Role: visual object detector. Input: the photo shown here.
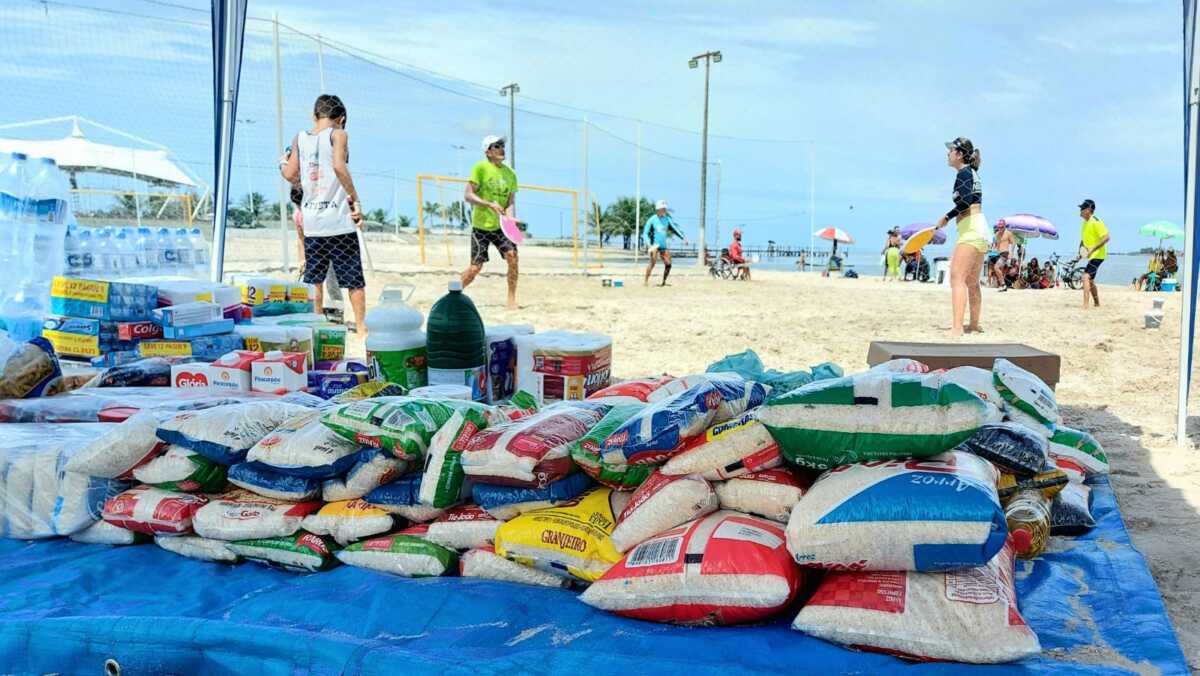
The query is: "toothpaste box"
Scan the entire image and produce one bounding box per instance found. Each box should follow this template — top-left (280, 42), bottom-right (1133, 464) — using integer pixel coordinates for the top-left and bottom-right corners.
top-left (89, 350), bottom-right (141, 368)
top-left (137, 340), bottom-right (194, 359)
top-left (156, 281), bottom-right (242, 310)
top-left (42, 316), bottom-right (137, 358)
top-left (116, 321), bottom-right (162, 342)
top-left (154, 302), bottom-right (224, 328)
top-left (251, 351), bottom-right (308, 394)
top-left (209, 350), bottom-right (262, 393)
top-left (162, 319), bottom-right (236, 340)
top-left (171, 363), bottom-right (211, 389)
top-left (50, 276), bottom-right (158, 321)
top-left (189, 333), bottom-right (244, 361)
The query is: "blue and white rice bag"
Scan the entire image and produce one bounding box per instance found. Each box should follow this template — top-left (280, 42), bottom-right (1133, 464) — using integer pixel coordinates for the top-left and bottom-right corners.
top-left (227, 461), bottom-right (321, 502)
top-left (472, 472), bottom-right (594, 520)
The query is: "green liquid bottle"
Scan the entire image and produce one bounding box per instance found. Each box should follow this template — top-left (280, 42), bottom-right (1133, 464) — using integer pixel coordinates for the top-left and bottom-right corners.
top-left (425, 280), bottom-right (487, 401)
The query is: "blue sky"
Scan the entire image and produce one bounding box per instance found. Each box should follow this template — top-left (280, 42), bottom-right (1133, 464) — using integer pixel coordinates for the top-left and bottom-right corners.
top-left (0, 0), bottom-right (1185, 257)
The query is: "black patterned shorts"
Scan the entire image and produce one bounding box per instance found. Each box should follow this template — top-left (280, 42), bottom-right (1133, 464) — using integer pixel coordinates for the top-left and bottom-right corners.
top-left (302, 233), bottom-right (364, 289)
top-left (471, 228), bottom-right (517, 266)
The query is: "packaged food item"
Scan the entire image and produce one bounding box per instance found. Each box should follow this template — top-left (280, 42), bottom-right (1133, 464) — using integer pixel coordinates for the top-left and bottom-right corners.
top-left (587, 376), bottom-right (681, 405)
top-left (244, 409), bottom-right (361, 478)
top-left (156, 400), bottom-right (310, 465)
top-left (785, 452), bottom-right (1007, 572)
top-left (50, 276), bottom-right (158, 321)
top-left (993, 358), bottom-right (1059, 428)
top-left (419, 405), bottom-right (491, 508)
top-left (227, 531), bottom-right (339, 573)
top-left (301, 499), bottom-right (400, 546)
top-left (227, 462), bottom-right (322, 502)
top-left (485, 324), bottom-right (534, 403)
top-left (759, 371), bottom-right (1001, 470)
top-left (208, 351), bottom-right (262, 393)
top-left (569, 404), bottom-right (656, 491)
top-left (493, 487), bottom-right (624, 582)
top-left (460, 545), bottom-right (570, 588)
top-left (321, 397), bottom-right (459, 460)
top-left (956, 422), bottom-right (1049, 476)
top-left (514, 331), bottom-right (613, 403)
top-left (1004, 489), bottom-right (1051, 559)
top-left (193, 490), bottom-right (321, 541)
top-left (102, 486), bottom-right (208, 535)
top-left (329, 381), bottom-right (406, 403)
top-left (132, 445), bottom-right (228, 493)
top-left (322, 449), bottom-right (407, 502)
top-left (66, 411), bottom-right (165, 479)
top-left (425, 505), bottom-right (501, 550)
top-left (659, 412), bottom-right (782, 480)
top-left (93, 357), bottom-right (175, 388)
top-left (610, 472), bottom-right (718, 553)
top-left (1048, 426), bottom-right (1109, 476)
top-left (472, 472), bottom-right (595, 520)
top-left (582, 511), bottom-right (801, 626)
top-left (307, 370), bottom-right (368, 399)
top-left (365, 473), bottom-right (445, 522)
top-left (714, 469), bottom-right (810, 523)
top-left (460, 402), bottom-right (608, 487)
top-left (171, 363), bottom-right (211, 390)
top-left (1050, 481), bottom-right (1095, 535)
top-left (335, 530), bottom-right (457, 577)
top-left (155, 534), bottom-right (239, 563)
top-left (251, 351), bottom-right (308, 395)
top-left (70, 520), bottom-right (148, 545)
top-left (0, 336), bottom-right (63, 399)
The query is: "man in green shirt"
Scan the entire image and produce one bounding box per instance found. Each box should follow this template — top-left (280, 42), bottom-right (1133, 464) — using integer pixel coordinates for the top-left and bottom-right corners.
top-left (463, 134), bottom-right (519, 309)
top-left (1078, 198), bottom-right (1110, 309)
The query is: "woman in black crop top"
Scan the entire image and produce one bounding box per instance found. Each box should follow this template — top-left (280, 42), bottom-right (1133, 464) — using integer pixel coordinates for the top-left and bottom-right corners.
top-left (934, 137), bottom-right (990, 337)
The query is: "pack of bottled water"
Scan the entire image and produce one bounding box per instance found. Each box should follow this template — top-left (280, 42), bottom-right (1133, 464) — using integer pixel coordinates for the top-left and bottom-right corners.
top-left (64, 223), bottom-right (211, 282)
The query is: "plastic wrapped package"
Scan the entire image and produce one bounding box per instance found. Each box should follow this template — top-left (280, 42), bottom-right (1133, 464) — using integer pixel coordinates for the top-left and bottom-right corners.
top-left (419, 405), bottom-right (492, 508)
top-left (366, 473), bottom-right (446, 522)
top-left (659, 411), bottom-right (782, 480)
top-left (227, 462), bottom-right (322, 502)
top-left (493, 487), bottom-right (624, 583)
top-left (0, 336), bottom-right (63, 399)
top-left (322, 449), bottom-right (407, 502)
top-left (193, 490), bottom-right (321, 541)
top-left (335, 530), bottom-right (457, 577)
top-left (65, 411), bottom-right (165, 479)
top-left (460, 545), bottom-right (570, 588)
top-left (471, 473), bottom-right (594, 520)
top-left (157, 401), bottom-right (311, 465)
top-left (156, 534), bottom-right (239, 563)
top-left (993, 359), bottom-right (1058, 428)
top-left (460, 402), bottom-right (607, 488)
top-left (587, 376), bottom-right (681, 405)
top-left (320, 397), bottom-right (461, 460)
top-left (955, 422), bottom-right (1049, 476)
top-left (245, 409), bottom-right (362, 478)
top-left (227, 531), bottom-right (339, 573)
top-left (102, 486), bottom-right (207, 536)
top-left (0, 387), bottom-right (256, 424)
top-left (132, 446), bottom-right (227, 493)
top-left (714, 469), bottom-right (811, 523)
top-left (424, 505), bottom-right (501, 550)
top-left (301, 499), bottom-right (400, 546)
top-left (569, 404), bottom-right (656, 490)
top-left (610, 472), bottom-right (719, 553)
top-left (70, 520), bottom-right (148, 545)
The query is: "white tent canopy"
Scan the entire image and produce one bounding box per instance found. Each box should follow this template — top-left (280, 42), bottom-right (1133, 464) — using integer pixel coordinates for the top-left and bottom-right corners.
top-left (0, 116), bottom-right (199, 187)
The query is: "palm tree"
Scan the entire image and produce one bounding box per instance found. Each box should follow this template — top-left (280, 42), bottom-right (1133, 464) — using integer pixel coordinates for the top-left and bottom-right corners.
top-left (422, 201), bottom-right (442, 226)
top-left (232, 192), bottom-right (268, 228)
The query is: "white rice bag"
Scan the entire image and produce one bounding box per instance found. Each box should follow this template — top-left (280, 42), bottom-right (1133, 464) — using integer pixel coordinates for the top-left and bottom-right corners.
top-left (659, 412), bottom-right (782, 480)
top-left (70, 519), bottom-right (145, 545)
top-left (335, 529), bottom-right (457, 577)
top-left (425, 505), bottom-right (502, 551)
top-left (301, 499), bottom-right (398, 546)
top-left (715, 468), bottom-right (810, 523)
top-left (155, 534), bottom-right (240, 563)
top-left (461, 403), bottom-right (606, 487)
top-left (244, 409), bottom-right (361, 477)
top-left (610, 471), bottom-right (718, 553)
top-left (227, 531), bottom-right (339, 573)
top-left (227, 461), bottom-right (321, 502)
top-left (66, 411), bottom-right (165, 479)
top-left (102, 486), bottom-right (208, 535)
top-left (193, 490), bottom-right (322, 541)
top-left (132, 445), bottom-right (227, 493)
top-left (460, 545), bottom-right (571, 588)
top-left (420, 406), bottom-right (491, 508)
top-left (157, 401), bottom-right (311, 465)
top-left (942, 366), bottom-right (1006, 412)
top-left (993, 359), bottom-right (1058, 427)
top-left (322, 449), bottom-right (406, 502)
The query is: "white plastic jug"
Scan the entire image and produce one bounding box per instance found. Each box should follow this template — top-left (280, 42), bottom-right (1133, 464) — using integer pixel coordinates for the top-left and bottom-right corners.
top-left (364, 284), bottom-right (428, 390)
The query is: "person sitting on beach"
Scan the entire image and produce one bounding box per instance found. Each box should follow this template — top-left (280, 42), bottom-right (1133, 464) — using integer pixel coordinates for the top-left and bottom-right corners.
top-left (1042, 259), bottom-right (1056, 288)
top-left (1025, 257), bottom-right (1043, 289)
top-left (1164, 248), bottom-right (1179, 276)
top-left (1004, 257), bottom-right (1021, 289)
top-left (728, 228), bottom-right (751, 281)
top-left (1136, 251), bottom-right (1164, 291)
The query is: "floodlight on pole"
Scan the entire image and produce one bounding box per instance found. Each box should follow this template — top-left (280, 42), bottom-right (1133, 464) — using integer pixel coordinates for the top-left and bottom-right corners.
top-left (499, 82), bottom-right (520, 169)
top-left (688, 50), bottom-right (721, 267)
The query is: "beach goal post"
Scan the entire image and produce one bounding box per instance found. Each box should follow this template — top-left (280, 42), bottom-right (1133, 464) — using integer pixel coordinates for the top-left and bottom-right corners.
top-left (415, 174), bottom-right (580, 266)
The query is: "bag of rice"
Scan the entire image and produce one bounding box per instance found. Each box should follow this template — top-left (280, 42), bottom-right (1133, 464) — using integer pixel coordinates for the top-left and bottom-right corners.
top-left (569, 404), bottom-right (656, 490)
top-left (335, 530), bottom-right (457, 577)
top-left (659, 411), bottom-right (782, 480)
top-left (157, 401), bottom-right (311, 465)
top-left (155, 534), bottom-right (239, 563)
top-left (330, 381), bottom-right (406, 403)
top-left (792, 541), bottom-right (1040, 663)
top-left (320, 397), bottom-right (457, 460)
top-left (102, 486), bottom-right (208, 535)
top-left (611, 471), bottom-right (718, 553)
top-left (870, 359), bottom-right (930, 374)
top-left (759, 371), bottom-right (1001, 470)
top-left (52, 467), bottom-right (131, 537)
top-left (472, 472), bottom-right (594, 520)
top-left (461, 402), bottom-right (607, 488)
top-left (1051, 456), bottom-right (1086, 484)
top-left (715, 469), bottom-right (811, 523)
top-left (66, 411), bottom-right (165, 479)
top-left (786, 452), bottom-right (1006, 572)
top-left (193, 490), bottom-right (322, 540)
top-left (955, 422), bottom-right (1048, 476)
top-left (419, 405), bottom-right (492, 508)
top-left (132, 445), bottom-right (228, 493)
top-left (228, 531), bottom-right (340, 573)
top-left (1048, 426), bottom-right (1108, 476)
top-left (460, 545), bottom-right (571, 588)
top-left (942, 366), bottom-right (1006, 412)
top-left (244, 409), bottom-right (362, 478)
top-left (425, 504), bottom-right (501, 550)
top-left (493, 487), bottom-right (625, 582)
top-left (366, 473), bottom-right (445, 522)
top-left (582, 511), bottom-right (802, 626)
top-left (228, 461), bottom-right (321, 501)
top-left (70, 519), bottom-right (148, 545)
top-left (602, 376), bottom-right (769, 466)
top-left (587, 376), bottom-right (680, 405)
top-left (993, 359), bottom-right (1058, 427)
top-left (322, 449), bottom-right (407, 502)
top-left (301, 499), bottom-right (399, 546)
top-left (1050, 481), bottom-right (1094, 535)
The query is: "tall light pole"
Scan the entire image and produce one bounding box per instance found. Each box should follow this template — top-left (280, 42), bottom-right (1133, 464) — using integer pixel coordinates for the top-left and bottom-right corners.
top-left (499, 83), bottom-right (520, 169)
top-left (689, 50), bottom-right (721, 267)
top-left (449, 144), bottom-right (467, 177)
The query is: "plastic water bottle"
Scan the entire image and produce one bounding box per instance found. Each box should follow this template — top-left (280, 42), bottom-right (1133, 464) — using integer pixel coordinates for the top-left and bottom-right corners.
top-left (0, 152), bottom-right (20, 299)
top-left (174, 227), bottom-right (194, 277)
top-left (76, 228), bottom-right (95, 279)
top-left (426, 280), bottom-right (487, 401)
top-left (115, 229), bottom-right (140, 278)
top-left (28, 158), bottom-right (70, 287)
top-left (63, 225), bottom-right (80, 276)
top-left (136, 226), bottom-right (157, 275)
top-left (156, 227), bottom-right (177, 274)
top-left (189, 227), bottom-right (210, 279)
top-left (93, 228), bottom-right (116, 280)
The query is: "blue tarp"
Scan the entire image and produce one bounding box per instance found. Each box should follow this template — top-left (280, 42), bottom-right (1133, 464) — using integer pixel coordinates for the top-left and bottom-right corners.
top-left (0, 477), bottom-right (1186, 675)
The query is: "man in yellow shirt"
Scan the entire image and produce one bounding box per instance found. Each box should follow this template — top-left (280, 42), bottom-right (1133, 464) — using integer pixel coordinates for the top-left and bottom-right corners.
top-left (1079, 199), bottom-right (1110, 309)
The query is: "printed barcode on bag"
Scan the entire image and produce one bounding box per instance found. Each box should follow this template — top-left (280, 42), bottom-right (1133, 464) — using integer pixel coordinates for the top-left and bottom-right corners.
top-left (626, 536), bottom-right (683, 568)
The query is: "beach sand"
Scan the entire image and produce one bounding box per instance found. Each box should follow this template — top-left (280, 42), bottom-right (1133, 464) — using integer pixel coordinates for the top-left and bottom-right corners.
top-left (228, 230), bottom-right (1200, 668)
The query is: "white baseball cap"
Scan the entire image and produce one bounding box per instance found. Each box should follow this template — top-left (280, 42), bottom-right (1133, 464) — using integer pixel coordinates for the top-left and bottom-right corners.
top-left (481, 135), bottom-right (506, 152)
top-left (655, 199), bottom-right (668, 210)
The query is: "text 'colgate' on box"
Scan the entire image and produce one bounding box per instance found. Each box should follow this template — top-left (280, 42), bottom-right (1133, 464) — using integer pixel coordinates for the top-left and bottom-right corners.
top-left (171, 364), bottom-right (210, 389)
top-left (251, 351), bottom-right (308, 394)
top-left (209, 350), bottom-right (263, 393)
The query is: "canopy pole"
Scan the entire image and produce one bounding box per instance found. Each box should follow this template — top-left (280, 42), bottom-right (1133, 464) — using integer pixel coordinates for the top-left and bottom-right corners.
top-left (634, 121), bottom-right (641, 264)
top-left (273, 12), bottom-right (289, 275)
top-left (211, 0), bottom-right (248, 283)
top-left (1179, 0), bottom-right (1200, 446)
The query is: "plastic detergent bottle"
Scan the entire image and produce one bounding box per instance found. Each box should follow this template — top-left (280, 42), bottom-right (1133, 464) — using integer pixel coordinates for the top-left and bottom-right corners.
top-left (425, 280), bottom-right (487, 401)
top-left (1004, 489), bottom-right (1050, 559)
top-left (365, 284), bottom-right (428, 391)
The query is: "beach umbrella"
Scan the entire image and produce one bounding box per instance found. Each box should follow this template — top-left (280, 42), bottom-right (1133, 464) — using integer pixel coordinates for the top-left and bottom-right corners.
top-left (899, 222), bottom-right (946, 246)
top-left (816, 226), bottom-right (854, 257)
top-left (1140, 220), bottom-right (1184, 246)
top-left (1000, 214), bottom-right (1059, 240)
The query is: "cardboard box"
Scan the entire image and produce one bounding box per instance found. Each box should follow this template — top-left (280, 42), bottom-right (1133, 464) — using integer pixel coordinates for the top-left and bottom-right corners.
top-left (138, 340), bottom-right (194, 359)
top-left (171, 363), bottom-right (211, 389)
top-left (42, 316), bottom-right (136, 358)
top-left (209, 350), bottom-right (262, 393)
top-left (251, 351), bottom-right (308, 394)
top-left (50, 276), bottom-right (157, 321)
top-left (866, 341), bottom-right (1061, 390)
top-left (116, 321), bottom-right (162, 342)
top-left (162, 319), bottom-right (236, 340)
top-left (154, 302), bottom-right (224, 328)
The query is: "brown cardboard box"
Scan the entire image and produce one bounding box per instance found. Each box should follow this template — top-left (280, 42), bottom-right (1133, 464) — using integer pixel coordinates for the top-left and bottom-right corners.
top-left (866, 341), bottom-right (1061, 390)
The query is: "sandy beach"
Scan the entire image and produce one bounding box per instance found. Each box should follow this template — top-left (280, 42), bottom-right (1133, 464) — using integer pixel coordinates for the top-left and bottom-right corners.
top-left (226, 230), bottom-right (1200, 669)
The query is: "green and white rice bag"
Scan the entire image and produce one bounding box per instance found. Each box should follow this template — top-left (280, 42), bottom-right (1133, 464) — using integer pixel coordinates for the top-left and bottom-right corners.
top-left (133, 445), bottom-right (228, 493)
top-left (335, 529), bottom-right (458, 577)
top-left (569, 404), bottom-right (657, 490)
top-left (1049, 426), bottom-right (1108, 476)
top-left (321, 397), bottom-right (455, 460)
top-left (227, 531), bottom-right (339, 573)
top-left (993, 359), bottom-right (1058, 427)
top-left (759, 371), bottom-right (1001, 470)
top-left (155, 534), bottom-right (239, 563)
top-left (419, 404), bottom-right (493, 508)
